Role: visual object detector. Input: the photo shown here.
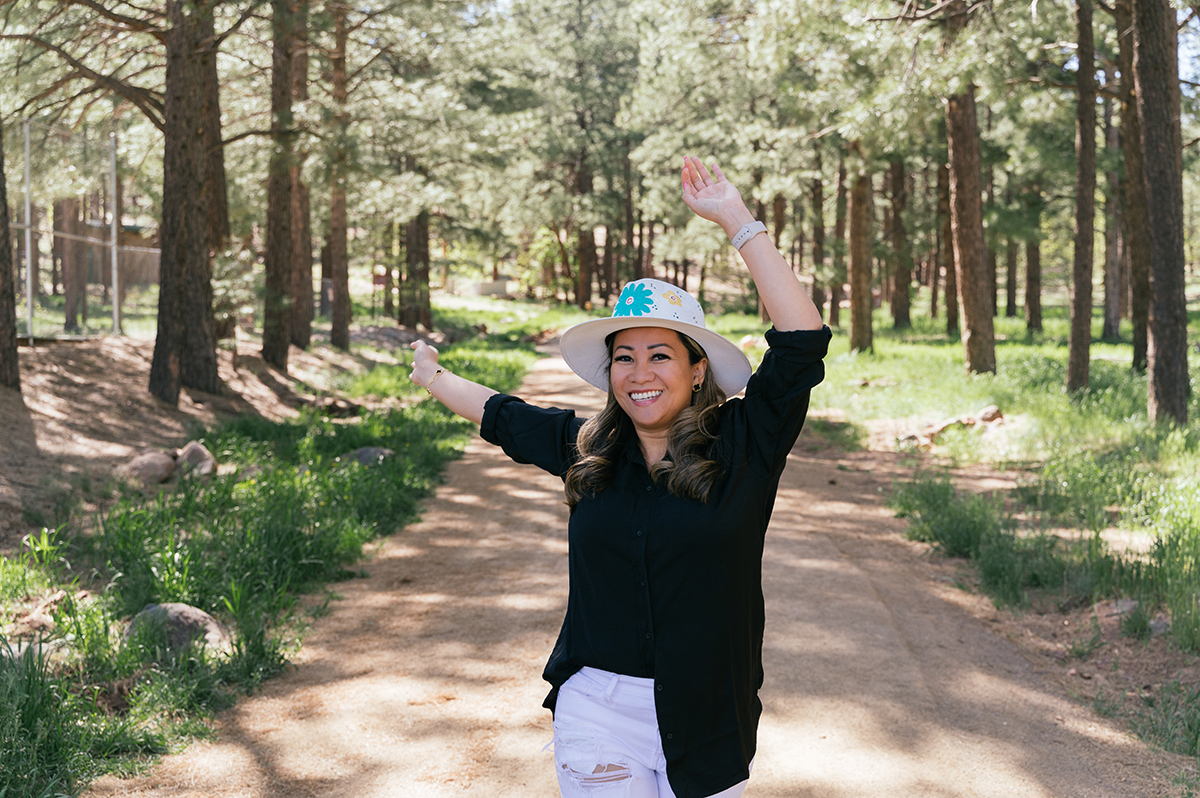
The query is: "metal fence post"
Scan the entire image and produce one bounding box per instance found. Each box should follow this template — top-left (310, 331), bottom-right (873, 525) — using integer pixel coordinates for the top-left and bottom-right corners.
top-left (110, 131), bottom-right (120, 335)
top-left (23, 119), bottom-right (33, 345)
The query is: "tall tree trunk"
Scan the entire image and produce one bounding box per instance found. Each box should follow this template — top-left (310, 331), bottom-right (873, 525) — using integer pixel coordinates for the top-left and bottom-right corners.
top-left (1025, 189), bottom-right (1044, 333)
top-left (938, 162), bottom-right (957, 333)
top-left (0, 128), bottom-right (18, 391)
top-left (601, 226), bottom-right (615, 304)
top-left (890, 157), bottom-right (912, 329)
top-left (1117, 0), bottom-right (1151, 370)
top-left (62, 199), bottom-right (83, 332)
top-left (848, 169), bottom-right (873, 353)
top-left (641, 220), bottom-right (655, 281)
top-left (262, 0), bottom-right (295, 370)
top-left (946, 86), bottom-right (995, 372)
top-left (772, 194), bottom-right (787, 250)
top-left (28, 206), bottom-right (40, 299)
top-left (1067, 0), bottom-right (1096, 393)
top-left (290, 0), bottom-right (312, 348)
top-left (574, 154), bottom-right (595, 309)
top-left (810, 165), bottom-right (826, 320)
top-left (929, 165), bottom-right (941, 319)
top-left (1102, 66), bottom-right (1122, 340)
top-left (1133, 0), bottom-right (1188, 423)
top-left (405, 210), bottom-right (432, 329)
top-left (1005, 237), bottom-right (1018, 318)
top-left (150, 0), bottom-right (218, 403)
top-left (329, 2), bottom-right (351, 350)
top-left (382, 220), bottom-right (395, 319)
top-left (830, 153), bottom-right (847, 327)
top-left (199, 9), bottom-right (229, 252)
top-left (624, 141), bottom-right (636, 285)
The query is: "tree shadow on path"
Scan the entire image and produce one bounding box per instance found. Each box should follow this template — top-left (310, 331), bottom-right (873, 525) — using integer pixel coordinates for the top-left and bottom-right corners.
top-left (85, 347), bottom-right (1189, 798)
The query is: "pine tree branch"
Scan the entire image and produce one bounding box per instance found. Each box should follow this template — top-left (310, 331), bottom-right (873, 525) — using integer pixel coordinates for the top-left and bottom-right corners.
top-left (212, 0), bottom-right (270, 49)
top-left (64, 0), bottom-right (165, 39)
top-left (870, 0), bottom-right (987, 23)
top-left (0, 33), bottom-right (165, 128)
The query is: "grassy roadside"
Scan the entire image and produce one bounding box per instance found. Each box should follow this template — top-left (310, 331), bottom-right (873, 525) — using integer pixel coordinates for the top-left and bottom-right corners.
top-left (0, 297), bottom-right (570, 797)
top-left (824, 300), bottom-right (1200, 768)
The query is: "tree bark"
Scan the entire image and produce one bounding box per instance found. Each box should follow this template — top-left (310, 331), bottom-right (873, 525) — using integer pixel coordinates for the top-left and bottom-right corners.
top-left (1102, 66), bottom-right (1122, 341)
top-left (262, 0), bottom-right (295, 370)
top-left (574, 155), bottom-right (595, 309)
top-left (1067, 0), bottom-right (1096, 393)
top-left (62, 199), bottom-right (83, 332)
top-left (890, 157), bottom-right (912, 329)
top-left (1133, 0), bottom-right (1189, 423)
top-left (938, 161), bottom-right (957, 333)
top-left (848, 169), bottom-right (873, 353)
top-left (1025, 190), bottom-right (1043, 333)
top-left (199, 9), bottom-right (229, 252)
top-left (830, 154), bottom-right (847, 327)
top-left (329, 2), bottom-right (351, 349)
top-left (946, 87), bottom-right (994, 372)
top-left (405, 210), bottom-right (432, 329)
top-left (150, 0), bottom-right (218, 403)
top-left (0, 127), bottom-right (18, 391)
top-left (1005, 237), bottom-right (1018, 318)
top-left (1117, 0), bottom-right (1151, 371)
top-left (290, 0), bottom-right (312, 348)
top-left (810, 152), bottom-right (826, 319)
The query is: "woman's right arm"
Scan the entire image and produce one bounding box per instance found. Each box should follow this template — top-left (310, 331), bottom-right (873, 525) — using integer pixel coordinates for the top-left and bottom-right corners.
top-left (410, 340), bottom-right (497, 426)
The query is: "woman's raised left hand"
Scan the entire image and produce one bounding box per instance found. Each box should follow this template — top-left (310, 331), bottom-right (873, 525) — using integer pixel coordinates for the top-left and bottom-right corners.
top-left (680, 156), bottom-right (755, 236)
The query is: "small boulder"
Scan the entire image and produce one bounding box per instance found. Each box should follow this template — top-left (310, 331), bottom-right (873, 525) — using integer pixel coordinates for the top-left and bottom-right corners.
top-left (978, 405), bottom-right (1004, 423)
top-left (123, 451), bottom-right (176, 485)
top-left (338, 447), bottom-right (395, 467)
top-left (310, 396), bottom-right (361, 418)
top-left (178, 440), bottom-right (217, 477)
top-left (124, 603), bottom-right (231, 654)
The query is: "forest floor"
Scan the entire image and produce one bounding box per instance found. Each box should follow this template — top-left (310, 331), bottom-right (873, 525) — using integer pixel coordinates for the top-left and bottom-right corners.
top-left (2, 332), bottom-right (1198, 796)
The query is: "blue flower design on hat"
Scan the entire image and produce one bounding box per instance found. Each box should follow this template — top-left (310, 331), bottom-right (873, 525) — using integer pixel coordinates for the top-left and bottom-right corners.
top-left (613, 282), bottom-right (655, 317)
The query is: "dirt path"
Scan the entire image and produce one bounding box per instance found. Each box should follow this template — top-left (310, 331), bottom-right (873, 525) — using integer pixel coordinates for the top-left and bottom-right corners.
top-left (86, 348), bottom-right (1188, 798)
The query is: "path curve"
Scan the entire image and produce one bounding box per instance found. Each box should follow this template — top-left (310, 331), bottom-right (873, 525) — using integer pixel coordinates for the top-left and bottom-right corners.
top-left (87, 347), bottom-right (1183, 798)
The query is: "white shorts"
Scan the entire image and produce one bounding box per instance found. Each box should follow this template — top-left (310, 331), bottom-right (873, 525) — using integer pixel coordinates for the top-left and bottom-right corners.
top-left (551, 667), bottom-right (751, 798)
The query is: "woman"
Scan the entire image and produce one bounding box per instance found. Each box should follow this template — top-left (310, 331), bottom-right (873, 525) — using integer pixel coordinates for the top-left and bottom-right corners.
top-left (410, 157), bottom-right (829, 798)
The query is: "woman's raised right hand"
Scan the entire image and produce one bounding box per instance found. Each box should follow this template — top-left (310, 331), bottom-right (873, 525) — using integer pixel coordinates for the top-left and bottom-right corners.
top-left (410, 340), bottom-right (440, 390)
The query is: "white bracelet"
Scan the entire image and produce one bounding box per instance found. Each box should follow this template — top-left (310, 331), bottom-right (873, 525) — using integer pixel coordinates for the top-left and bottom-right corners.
top-left (731, 221), bottom-right (768, 250)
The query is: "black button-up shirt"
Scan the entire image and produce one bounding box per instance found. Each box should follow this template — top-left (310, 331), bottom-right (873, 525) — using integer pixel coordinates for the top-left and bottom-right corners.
top-left (480, 326), bottom-right (832, 798)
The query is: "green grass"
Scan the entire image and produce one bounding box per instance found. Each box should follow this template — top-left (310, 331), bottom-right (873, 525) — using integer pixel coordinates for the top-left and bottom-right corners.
top-left (16, 285), bottom-right (159, 339)
top-left (0, 301), bottom-right (544, 794)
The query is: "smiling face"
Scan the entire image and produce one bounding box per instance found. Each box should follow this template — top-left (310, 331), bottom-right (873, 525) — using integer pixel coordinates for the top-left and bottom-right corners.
top-left (609, 327), bottom-right (708, 441)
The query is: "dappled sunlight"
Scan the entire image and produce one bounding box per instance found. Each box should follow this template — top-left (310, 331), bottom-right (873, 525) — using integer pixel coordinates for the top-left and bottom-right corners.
top-left (85, 352), bottom-right (1188, 798)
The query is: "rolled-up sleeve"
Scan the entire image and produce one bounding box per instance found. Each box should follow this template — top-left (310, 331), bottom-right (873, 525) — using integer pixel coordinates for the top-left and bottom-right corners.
top-left (480, 393), bottom-right (585, 478)
top-left (738, 325), bottom-right (832, 476)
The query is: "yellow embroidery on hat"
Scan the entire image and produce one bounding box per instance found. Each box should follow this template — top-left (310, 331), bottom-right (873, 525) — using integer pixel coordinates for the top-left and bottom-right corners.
top-left (663, 291), bottom-right (683, 307)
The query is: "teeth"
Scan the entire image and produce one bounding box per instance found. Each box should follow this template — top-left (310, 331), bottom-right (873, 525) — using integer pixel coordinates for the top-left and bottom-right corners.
top-left (630, 390), bottom-right (662, 401)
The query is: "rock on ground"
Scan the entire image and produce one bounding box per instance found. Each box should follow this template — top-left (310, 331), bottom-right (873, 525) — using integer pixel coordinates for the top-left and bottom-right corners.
top-left (125, 603), bottom-right (231, 654)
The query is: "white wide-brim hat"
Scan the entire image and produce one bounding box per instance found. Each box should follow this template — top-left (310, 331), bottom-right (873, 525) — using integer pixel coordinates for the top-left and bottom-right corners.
top-left (559, 279), bottom-right (752, 396)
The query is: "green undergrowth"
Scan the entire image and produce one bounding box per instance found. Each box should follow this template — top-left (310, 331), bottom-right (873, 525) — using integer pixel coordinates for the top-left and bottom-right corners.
top-left (0, 329), bottom-right (537, 796)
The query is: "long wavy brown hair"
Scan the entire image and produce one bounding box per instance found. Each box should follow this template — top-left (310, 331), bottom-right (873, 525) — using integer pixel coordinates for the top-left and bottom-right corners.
top-left (564, 330), bottom-right (727, 508)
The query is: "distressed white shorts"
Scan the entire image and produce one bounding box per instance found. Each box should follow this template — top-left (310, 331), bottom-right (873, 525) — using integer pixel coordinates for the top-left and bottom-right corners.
top-left (551, 667), bottom-right (751, 798)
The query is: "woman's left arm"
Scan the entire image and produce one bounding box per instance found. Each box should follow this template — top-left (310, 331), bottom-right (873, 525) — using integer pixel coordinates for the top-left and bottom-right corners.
top-left (681, 156), bottom-right (824, 332)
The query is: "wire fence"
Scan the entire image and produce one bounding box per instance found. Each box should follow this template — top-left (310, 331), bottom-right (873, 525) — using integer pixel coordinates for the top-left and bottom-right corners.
top-left (6, 119), bottom-right (161, 341)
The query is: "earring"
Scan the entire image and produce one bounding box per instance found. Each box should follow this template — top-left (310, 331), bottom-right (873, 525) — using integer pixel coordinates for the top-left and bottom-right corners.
top-left (692, 383), bottom-right (701, 393)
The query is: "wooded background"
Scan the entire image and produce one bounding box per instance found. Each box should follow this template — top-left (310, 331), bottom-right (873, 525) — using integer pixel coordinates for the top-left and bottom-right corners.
top-left (0, 0), bottom-right (1196, 424)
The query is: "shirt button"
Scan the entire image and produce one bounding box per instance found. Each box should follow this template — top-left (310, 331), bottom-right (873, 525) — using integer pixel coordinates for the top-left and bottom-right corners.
top-left (646, 485), bottom-right (653, 492)
top-left (636, 530), bottom-right (643, 537)
top-left (656, 684), bottom-right (663, 692)
top-left (645, 632), bottom-right (652, 639)
top-left (640, 580), bottom-right (647, 586)
top-left (666, 733), bottom-right (674, 740)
